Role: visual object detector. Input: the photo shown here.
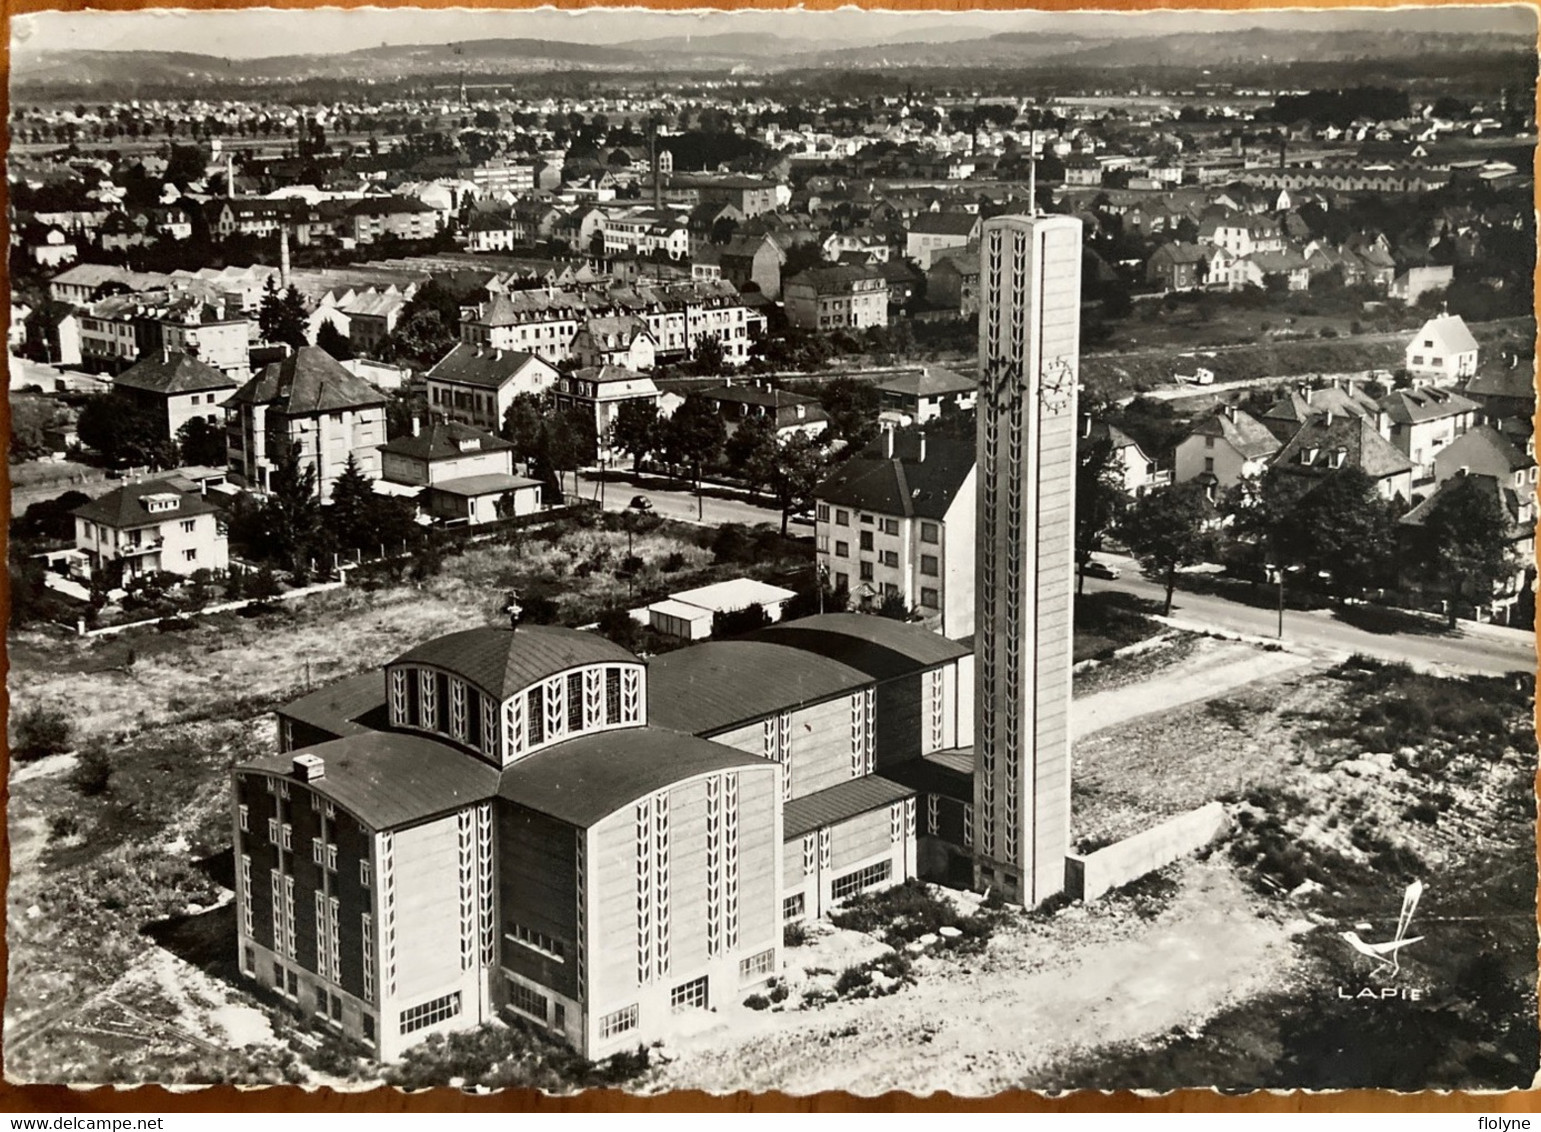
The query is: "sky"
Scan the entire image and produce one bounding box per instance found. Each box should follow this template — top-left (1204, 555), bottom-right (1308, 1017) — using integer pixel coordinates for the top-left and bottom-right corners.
top-left (12, 3), bottom-right (1536, 59)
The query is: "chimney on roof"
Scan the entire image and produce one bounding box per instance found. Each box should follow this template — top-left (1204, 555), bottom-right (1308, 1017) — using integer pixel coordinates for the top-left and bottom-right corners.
top-left (226, 155), bottom-right (235, 198)
top-left (411, 415), bottom-right (421, 438)
top-left (1325, 410), bottom-right (1335, 426)
top-left (918, 432), bottom-right (927, 462)
top-left (1223, 404), bottom-right (1237, 423)
top-left (292, 753), bottom-right (325, 782)
top-left (883, 426), bottom-right (895, 459)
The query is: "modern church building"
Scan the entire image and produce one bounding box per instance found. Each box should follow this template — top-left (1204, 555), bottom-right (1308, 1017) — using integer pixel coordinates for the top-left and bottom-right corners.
top-left (229, 211), bottom-right (1082, 1061)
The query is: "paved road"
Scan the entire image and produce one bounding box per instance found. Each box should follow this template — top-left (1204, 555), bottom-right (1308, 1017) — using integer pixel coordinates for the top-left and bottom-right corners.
top-left (1083, 555), bottom-right (1536, 677)
top-left (573, 469), bottom-right (794, 530)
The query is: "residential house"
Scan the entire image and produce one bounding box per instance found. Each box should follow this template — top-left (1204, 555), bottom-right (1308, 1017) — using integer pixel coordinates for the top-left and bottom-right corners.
top-left (30, 227), bottom-right (78, 267)
top-left (1432, 425), bottom-right (1537, 493)
top-left (1063, 156), bottom-right (1103, 187)
top-left (551, 365), bottom-right (662, 461)
top-left (1260, 382), bottom-right (1380, 444)
top-left (924, 246), bottom-right (980, 317)
top-left (1145, 242), bottom-right (1209, 292)
top-left (225, 346), bottom-right (388, 496)
top-left (874, 366), bottom-right (976, 427)
top-left (1208, 214), bottom-right (1285, 258)
top-left (1390, 264), bottom-right (1454, 305)
top-left (812, 429), bottom-right (975, 639)
top-left (347, 197), bottom-right (440, 244)
top-left (1174, 405), bottom-right (1281, 490)
top-left (717, 234), bottom-right (786, 299)
top-left (154, 298), bottom-right (252, 378)
top-left (1241, 250), bottom-right (1311, 292)
top-left (71, 478), bottom-right (228, 582)
top-left (1377, 386), bottom-right (1478, 486)
top-left (424, 472), bottom-right (545, 525)
top-left (1399, 471), bottom-right (1535, 624)
top-left (340, 292), bottom-right (407, 358)
top-left (699, 380), bottom-right (829, 442)
top-left (905, 213), bottom-right (981, 270)
top-left (424, 344), bottom-right (561, 434)
top-left (465, 211), bottom-right (519, 253)
top-left (572, 315), bottom-right (657, 372)
top-left (1405, 314), bottom-right (1480, 386)
top-left (1088, 420), bottom-right (1172, 497)
top-left (48, 264), bottom-right (170, 306)
top-left (783, 266), bottom-right (888, 332)
top-left (113, 351), bottom-right (237, 442)
top-left (1270, 411), bottom-right (1416, 502)
top-left (1462, 355), bottom-right (1535, 430)
top-left (378, 419), bottom-right (516, 488)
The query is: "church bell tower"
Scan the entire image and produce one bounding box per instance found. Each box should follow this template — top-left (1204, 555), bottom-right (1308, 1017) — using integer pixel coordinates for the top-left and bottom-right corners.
top-left (972, 212), bottom-right (1083, 907)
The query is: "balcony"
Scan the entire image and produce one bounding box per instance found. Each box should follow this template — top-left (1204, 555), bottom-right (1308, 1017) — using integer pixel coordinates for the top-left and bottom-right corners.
top-left (118, 538), bottom-right (164, 557)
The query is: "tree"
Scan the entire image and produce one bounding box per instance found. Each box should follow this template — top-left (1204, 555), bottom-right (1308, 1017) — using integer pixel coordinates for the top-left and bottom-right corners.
top-left (1403, 474), bottom-right (1516, 626)
top-left (1276, 468), bottom-right (1398, 600)
top-left (662, 393), bottom-right (726, 512)
top-left (77, 393), bottom-right (178, 470)
top-left (261, 439), bottom-right (325, 573)
top-left (765, 432), bottom-right (830, 537)
top-left (726, 414), bottom-right (777, 496)
top-left (315, 319), bottom-right (354, 361)
top-left (611, 399), bottom-right (660, 472)
top-left (541, 404), bottom-right (597, 499)
top-left (818, 377), bottom-right (879, 451)
top-left (258, 276), bottom-right (308, 350)
top-left (1075, 428), bottom-right (1129, 594)
top-left (1118, 482), bottom-right (1218, 616)
top-left (386, 308), bottom-right (456, 367)
top-left (327, 453), bottom-right (376, 554)
top-left (689, 332), bottom-right (726, 375)
top-left (175, 416), bottom-right (226, 468)
top-left (501, 393), bottom-right (547, 473)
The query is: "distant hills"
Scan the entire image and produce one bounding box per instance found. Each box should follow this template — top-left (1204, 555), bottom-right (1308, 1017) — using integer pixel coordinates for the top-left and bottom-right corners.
top-left (11, 26), bottom-right (1535, 94)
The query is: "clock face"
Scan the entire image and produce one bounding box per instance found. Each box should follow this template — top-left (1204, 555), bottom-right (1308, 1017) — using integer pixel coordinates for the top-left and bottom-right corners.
top-left (1038, 357), bottom-right (1075, 413)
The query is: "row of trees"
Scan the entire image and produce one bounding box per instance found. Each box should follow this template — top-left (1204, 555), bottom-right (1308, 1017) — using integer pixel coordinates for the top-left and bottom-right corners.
top-left (1114, 467), bottom-right (1517, 625)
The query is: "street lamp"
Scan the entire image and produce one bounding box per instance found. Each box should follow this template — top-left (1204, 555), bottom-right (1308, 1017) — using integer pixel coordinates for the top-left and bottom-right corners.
top-left (1265, 562), bottom-right (1286, 640)
top-left (625, 496), bottom-right (652, 599)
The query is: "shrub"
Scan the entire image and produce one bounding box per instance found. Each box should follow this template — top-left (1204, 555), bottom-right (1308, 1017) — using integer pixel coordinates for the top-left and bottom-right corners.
top-left (71, 740), bottom-right (113, 796)
top-left (782, 921), bottom-right (809, 948)
top-left (12, 705), bottom-right (73, 761)
top-left (743, 993), bottom-right (771, 1011)
top-left (47, 813), bottom-right (80, 841)
top-left (661, 551), bottom-right (687, 573)
top-left (768, 979), bottom-right (790, 1003)
top-left (834, 965), bottom-right (872, 996)
top-left (710, 523), bottom-right (752, 564)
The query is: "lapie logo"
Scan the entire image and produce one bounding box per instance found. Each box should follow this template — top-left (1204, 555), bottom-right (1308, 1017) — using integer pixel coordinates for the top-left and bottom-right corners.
top-left (1337, 880), bottom-right (1427, 1002)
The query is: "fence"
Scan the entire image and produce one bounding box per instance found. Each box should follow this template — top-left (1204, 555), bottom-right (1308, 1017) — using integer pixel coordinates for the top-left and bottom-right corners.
top-left (75, 579), bottom-right (347, 638)
top-left (1064, 801), bottom-right (1231, 902)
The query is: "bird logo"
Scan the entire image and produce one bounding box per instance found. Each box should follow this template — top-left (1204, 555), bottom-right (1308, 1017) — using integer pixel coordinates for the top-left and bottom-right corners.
top-left (1341, 880), bottom-right (1425, 975)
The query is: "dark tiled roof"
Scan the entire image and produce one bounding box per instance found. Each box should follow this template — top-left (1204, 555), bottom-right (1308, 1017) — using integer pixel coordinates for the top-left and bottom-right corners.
top-left (378, 420), bottom-right (513, 462)
top-left (498, 727), bottom-right (768, 828)
top-left (882, 749), bottom-right (974, 803)
top-left (1187, 408), bottom-right (1280, 459)
top-left (647, 641), bottom-right (872, 736)
top-left (909, 212), bottom-right (979, 237)
top-left (72, 479), bottom-right (221, 529)
top-left (277, 671), bottom-right (387, 740)
top-left (1379, 386), bottom-right (1478, 426)
top-left (114, 352), bottom-right (236, 397)
top-left (1272, 413), bottom-right (1415, 481)
top-left (753, 613), bottom-right (971, 682)
top-left (239, 733), bottom-right (499, 830)
top-left (228, 347), bottom-right (386, 413)
top-left (425, 343), bottom-right (547, 390)
top-left (875, 366), bottom-right (975, 399)
top-left (392, 625), bottom-right (637, 701)
top-left (813, 430), bottom-right (973, 521)
top-left (1434, 425), bottom-right (1530, 477)
top-left (1464, 362), bottom-right (1535, 403)
top-left (783, 774), bottom-right (915, 840)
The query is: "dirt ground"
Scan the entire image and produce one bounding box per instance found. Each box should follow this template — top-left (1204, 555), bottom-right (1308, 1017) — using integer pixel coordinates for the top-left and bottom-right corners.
top-left (644, 857), bottom-right (1308, 1097)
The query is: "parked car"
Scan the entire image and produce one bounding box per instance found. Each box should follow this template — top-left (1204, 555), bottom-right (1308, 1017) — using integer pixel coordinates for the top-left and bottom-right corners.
top-left (1079, 559), bottom-right (1120, 580)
